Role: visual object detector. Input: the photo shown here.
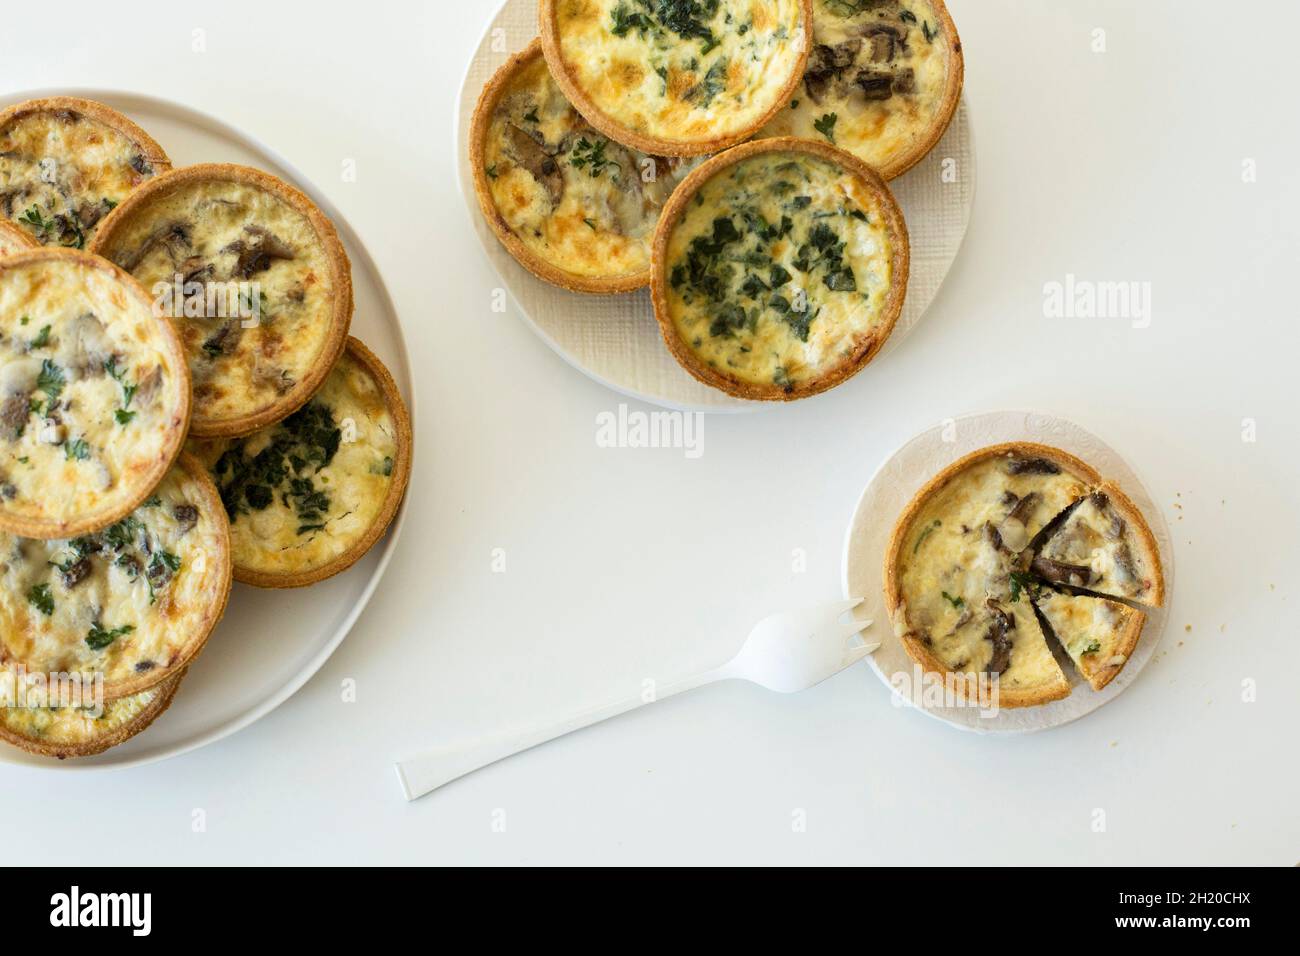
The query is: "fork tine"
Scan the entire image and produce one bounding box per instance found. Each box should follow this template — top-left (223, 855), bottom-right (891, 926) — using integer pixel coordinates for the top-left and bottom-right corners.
top-left (827, 596), bottom-right (866, 618)
top-left (844, 641), bottom-right (881, 665)
top-left (840, 616), bottom-right (873, 640)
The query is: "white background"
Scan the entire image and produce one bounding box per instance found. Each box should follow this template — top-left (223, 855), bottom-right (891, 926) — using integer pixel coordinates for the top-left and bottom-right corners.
top-left (1, 0), bottom-right (1296, 865)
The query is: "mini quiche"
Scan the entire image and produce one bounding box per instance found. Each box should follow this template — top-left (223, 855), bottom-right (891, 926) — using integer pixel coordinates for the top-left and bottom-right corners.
top-left (0, 220), bottom-right (36, 257)
top-left (759, 0), bottom-right (963, 180)
top-left (1033, 484), bottom-right (1165, 607)
top-left (472, 39), bottom-right (700, 293)
top-left (1034, 591), bottom-right (1144, 693)
top-left (0, 670), bottom-right (183, 759)
top-left (88, 164), bottom-right (353, 438)
top-left (0, 97), bottom-right (171, 247)
top-left (539, 0), bottom-right (813, 156)
top-left (0, 249), bottom-right (190, 540)
top-left (651, 138), bottom-right (907, 400)
top-left (0, 452), bottom-right (231, 700)
top-left (885, 443), bottom-right (1100, 707)
top-left (187, 337), bottom-right (411, 588)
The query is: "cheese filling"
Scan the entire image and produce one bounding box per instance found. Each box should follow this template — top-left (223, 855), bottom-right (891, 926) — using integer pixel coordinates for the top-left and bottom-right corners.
top-left (553, 0), bottom-right (808, 144)
top-left (664, 151), bottom-right (894, 389)
top-left (0, 680), bottom-right (157, 744)
top-left (0, 107), bottom-right (160, 247)
top-left (759, 0), bottom-right (952, 173)
top-left (484, 49), bottom-right (696, 279)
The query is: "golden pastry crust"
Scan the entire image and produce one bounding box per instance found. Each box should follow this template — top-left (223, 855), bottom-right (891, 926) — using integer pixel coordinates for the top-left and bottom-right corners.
top-left (758, 0), bottom-right (963, 180)
top-left (0, 97), bottom-right (171, 247)
top-left (650, 137), bottom-right (908, 400)
top-left (0, 248), bottom-right (190, 540)
top-left (187, 337), bottom-right (411, 588)
top-left (0, 670), bottom-right (183, 759)
top-left (539, 0), bottom-right (813, 157)
top-left (89, 164), bottom-right (353, 438)
top-left (471, 39), bottom-right (700, 294)
top-left (0, 221), bottom-right (36, 257)
top-left (0, 452), bottom-right (231, 699)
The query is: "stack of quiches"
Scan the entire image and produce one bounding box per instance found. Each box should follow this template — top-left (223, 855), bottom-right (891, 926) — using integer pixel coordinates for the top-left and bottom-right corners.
top-left (473, 0), bottom-right (963, 399)
top-left (0, 97), bottom-right (412, 758)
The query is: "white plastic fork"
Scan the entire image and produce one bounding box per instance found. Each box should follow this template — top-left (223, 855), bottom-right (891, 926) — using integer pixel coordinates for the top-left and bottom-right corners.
top-left (394, 598), bottom-right (877, 801)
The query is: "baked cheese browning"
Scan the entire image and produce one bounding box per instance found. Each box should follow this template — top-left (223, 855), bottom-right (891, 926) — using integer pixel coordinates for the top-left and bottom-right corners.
top-left (90, 166), bottom-right (351, 435)
top-left (0, 252), bottom-right (188, 537)
top-left (481, 43), bottom-right (696, 285)
top-left (0, 456), bottom-right (229, 698)
top-left (0, 221), bottom-right (36, 257)
top-left (1034, 486), bottom-right (1164, 607)
top-left (1035, 590), bottom-right (1143, 692)
top-left (189, 341), bottom-right (408, 584)
top-left (546, 0), bottom-right (809, 151)
top-left (0, 99), bottom-right (169, 247)
top-left (663, 150), bottom-right (898, 392)
top-left (759, 0), bottom-right (959, 179)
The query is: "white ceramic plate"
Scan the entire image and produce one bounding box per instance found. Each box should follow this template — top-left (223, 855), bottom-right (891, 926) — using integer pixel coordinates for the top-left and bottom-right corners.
top-left (0, 89), bottom-right (414, 771)
top-left (457, 0), bottom-right (976, 412)
top-left (841, 410), bottom-right (1174, 734)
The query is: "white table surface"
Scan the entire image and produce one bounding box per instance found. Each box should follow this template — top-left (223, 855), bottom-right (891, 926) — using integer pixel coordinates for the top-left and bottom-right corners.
top-left (1, 0), bottom-right (1295, 866)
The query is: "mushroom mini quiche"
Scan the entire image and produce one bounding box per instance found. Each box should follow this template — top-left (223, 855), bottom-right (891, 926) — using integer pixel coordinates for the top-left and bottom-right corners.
top-left (539, 0), bottom-right (813, 156)
top-left (651, 138), bottom-right (907, 400)
top-left (0, 452), bottom-right (231, 700)
top-left (473, 39), bottom-right (701, 293)
top-left (0, 670), bottom-right (183, 759)
top-left (0, 220), bottom-right (36, 257)
top-left (884, 442), bottom-right (1166, 708)
top-left (0, 97), bottom-right (171, 247)
top-left (0, 249), bottom-right (190, 539)
top-left (759, 0), bottom-right (963, 180)
top-left (187, 337), bottom-right (411, 588)
top-left (89, 164), bottom-right (353, 438)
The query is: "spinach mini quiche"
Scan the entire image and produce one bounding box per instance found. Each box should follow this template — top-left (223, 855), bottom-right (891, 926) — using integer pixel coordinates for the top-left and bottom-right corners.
top-left (0, 249), bottom-right (190, 540)
top-left (473, 39), bottom-right (700, 293)
top-left (187, 337), bottom-right (411, 588)
top-left (0, 452), bottom-right (231, 700)
top-left (89, 164), bottom-right (353, 438)
top-left (651, 137), bottom-right (907, 400)
top-left (0, 670), bottom-right (183, 759)
top-left (0, 220), bottom-right (36, 257)
top-left (539, 0), bottom-right (813, 156)
top-left (759, 0), bottom-right (963, 180)
top-left (0, 97), bottom-right (171, 248)
top-left (884, 443), bottom-right (1166, 708)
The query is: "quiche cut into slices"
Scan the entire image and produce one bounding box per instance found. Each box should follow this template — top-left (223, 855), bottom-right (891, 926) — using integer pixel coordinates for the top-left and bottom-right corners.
top-left (0, 97), bottom-right (171, 247)
top-left (1034, 591), bottom-right (1144, 692)
top-left (0, 670), bottom-right (183, 759)
top-left (539, 0), bottom-right (812, 156)
top-left (759, 0), bottom-right (963, 180)
top-left (88, 164), bottom-right (353, 438)
top-left (0, 452), bottom-right (231, 700)
top-left (651, 138), bottom-right (908, 400)
top-left (0, 249), bottom-right (190, 540)
top-left (885, 443), bottom-right (1166, 707)
top-left (0, 220), bottom-right (36, 257)
top-left (187, 337), bottom-right (411, 588)
top-left (472, 39), bottom-right (700, 293)
top-left (1033, 483), bottom-right (1165, 607)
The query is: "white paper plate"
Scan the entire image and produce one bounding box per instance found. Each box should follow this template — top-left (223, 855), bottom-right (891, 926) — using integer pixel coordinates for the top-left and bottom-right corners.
top-left (0, 89), bottom-right (414, 771)
top-left (841, 410), bottom-right (1174, 734)
top-left (456, 0), bottom-right (976, 412)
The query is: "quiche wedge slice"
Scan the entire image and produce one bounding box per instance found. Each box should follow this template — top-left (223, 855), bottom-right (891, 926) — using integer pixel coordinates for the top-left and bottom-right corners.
top-left (471, 39), bottom-right (699, 293)
top-left (539, 0), bottom-right (813, 157)
top-left (0, 670), bottom-right (183, 759)
top-left (1034, 590), bottom-right (1145, 692)
top-left (758, 0), bottom-right (964, 181)
top-left (0, 97), bottom-right (171, 248)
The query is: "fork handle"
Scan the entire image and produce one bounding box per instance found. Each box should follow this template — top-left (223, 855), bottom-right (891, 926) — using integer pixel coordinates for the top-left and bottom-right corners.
top-left (394, 667), bottom-right (732, 800)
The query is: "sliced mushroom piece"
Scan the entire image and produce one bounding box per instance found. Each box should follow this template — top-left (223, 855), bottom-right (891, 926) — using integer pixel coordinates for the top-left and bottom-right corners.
top-left (892, 67), bottom-right (915, 94)
top-left (983, 600), bottom-right (1015, 676)
top-left (224, 225), bottom-right (296, 280)
top-left (1031, 554), bottom-right (1093, 587)
top-left (172, 504), bottom-right (199, 534)
top-left (1006, 456), bottom-right (1061, 476)
top-left (117, 221), bottom-right (192, 272)
top-left (854, 69), bottom-right (894, 101)
top-left (506, 124), bottom-right (564, 207)
top-left (201, 319), bottom-right (243, 359)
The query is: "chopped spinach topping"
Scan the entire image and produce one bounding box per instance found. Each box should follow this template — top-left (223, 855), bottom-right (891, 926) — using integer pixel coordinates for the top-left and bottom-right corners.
top-left (30, 324), bottom-right (51, 349)
top-left (913, 519), bottom-right (941, 554)
top-left (941, 590), bottom-right (965, 610)
top-left (611, 0), bottom-right (721, 52)
top-left (115, 409), bottom-right (136, 425)
top-left (86, 622), bottom-right (134, 651)
top-left (27, 583), bottom-right (54, 616)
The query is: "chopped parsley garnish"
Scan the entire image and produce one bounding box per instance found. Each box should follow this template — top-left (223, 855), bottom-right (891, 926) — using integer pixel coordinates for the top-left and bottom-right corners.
top-left (1009, 571), bottom-right (1041, 603)
top-left (27, 583), bottom-right (54, 616)
top-left (64, 438), bottom-right (90, 461)
top-left (913, 519), bottom-right (941, 554)
top-left (612, 0), bottom-right (720, 52)
top-left (37, 359), bottom-right (65, 401)
top-left (941, 591), bottom-right (965, 610)
top-left (1079, 639), bottom-right (1102, 655)
top-left (86, 622), bottom-right (134, 651)
top-left (570, 137), bottom-right (621, 179)
top-left (813, 112), bottom-right (838, 144)
top-left (115, 409), bottom-right (136, 425)
top-left (30, 324), bottom-right (51, 349)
